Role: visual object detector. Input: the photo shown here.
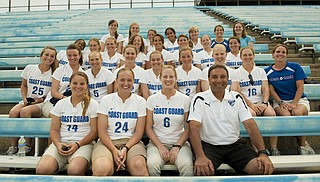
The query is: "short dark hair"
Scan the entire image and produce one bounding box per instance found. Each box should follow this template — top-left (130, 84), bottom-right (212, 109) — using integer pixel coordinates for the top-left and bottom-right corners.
top-left (208, 64), bottom-right (229, 79)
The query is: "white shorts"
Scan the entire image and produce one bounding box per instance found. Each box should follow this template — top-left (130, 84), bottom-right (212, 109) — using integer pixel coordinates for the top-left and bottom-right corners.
top-left (273, 97), bottom-right (310, 113)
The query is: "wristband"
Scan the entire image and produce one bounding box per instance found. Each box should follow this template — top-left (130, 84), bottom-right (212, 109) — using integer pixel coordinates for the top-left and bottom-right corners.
top-left (121, 145), bottom-right (130, 151)
top-left (75, 142), bottom-right (80, 149)
top-left (172, 144), bottom-right (182, 149)
top-left (261, 101), bottom-right (268, 106)
top-left (258, 149), bottom-right (269, 156)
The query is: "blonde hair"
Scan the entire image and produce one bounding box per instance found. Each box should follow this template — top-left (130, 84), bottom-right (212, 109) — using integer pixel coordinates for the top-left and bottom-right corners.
top-left (160, 65), bottom-right (177, 79)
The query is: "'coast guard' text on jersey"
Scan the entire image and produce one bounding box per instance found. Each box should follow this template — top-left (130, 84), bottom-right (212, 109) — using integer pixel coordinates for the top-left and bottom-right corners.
top-left (51, 97), bottom-right (99, 142)
top-left (238, 66), bottom-right (267, 104)
top-left (22, 64), bottom-right (52, 99)
top-left (147, 91), bottom-right (190, 144)
top-left (226, 52), bottom-right (242, 69)
top-left (188, 90), bottom-right (252, 145)
top-left (98, 93), bottom-right (146, 140)
top-left (194, 49), bottom-right (214, 70)
top-left (176, 65), bottom-right (202, 99)
top-left (265, 62), bottom-right (307, 100)
top-left (101, 51), bottom-right (124, 72)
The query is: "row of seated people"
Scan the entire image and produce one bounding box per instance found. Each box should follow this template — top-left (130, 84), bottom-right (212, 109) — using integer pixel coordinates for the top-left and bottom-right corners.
top-left (4, 42), bottom-right (315, 176)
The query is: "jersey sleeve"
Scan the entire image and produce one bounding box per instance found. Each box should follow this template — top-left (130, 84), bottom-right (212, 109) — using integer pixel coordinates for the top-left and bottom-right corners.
top-left (50, 98), bottom-right (65, 117)
top-left (137, 96), bottom-right (147, 117)
top-left (21, 65), bottom-right (32, 80)
top-left (188, 93), bottom-right (203, 123)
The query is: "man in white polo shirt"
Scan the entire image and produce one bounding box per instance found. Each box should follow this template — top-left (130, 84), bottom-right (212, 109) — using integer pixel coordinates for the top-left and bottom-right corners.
top-left (188, 64), bottom-right (274, 176)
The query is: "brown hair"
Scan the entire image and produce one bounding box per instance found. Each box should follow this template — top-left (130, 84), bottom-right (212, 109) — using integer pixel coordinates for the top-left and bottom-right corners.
top-left (240, 47), bottom-right (255, 57)
top-left (129, 22), bottom-right (139, 38)
top-left (108, 20), bottom-right (119, 39)
top-left (129, 34), bottom-right (145, 53)
top-left (67, 44), bottom-right (83, 66)
top-left (40, 46), bottom-right (58, 73)
top-left (233, 22), bottom-right (247, 38)
top-left (178, 47), bottom-right (193, 65)
top-left (272, 44), bottom-right (288, 55)
top-left (160, 65), bottom-right (177, 79)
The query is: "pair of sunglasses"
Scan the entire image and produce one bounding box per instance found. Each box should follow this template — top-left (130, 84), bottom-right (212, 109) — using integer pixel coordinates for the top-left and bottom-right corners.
top-left (248, 74), bottom-right (254, 86)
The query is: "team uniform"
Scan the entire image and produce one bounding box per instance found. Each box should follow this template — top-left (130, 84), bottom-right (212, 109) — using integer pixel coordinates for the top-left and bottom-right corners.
top-left (200, 65), bottom-right (240, 91)
top-left (171, 50), bottom-right (195, 67)
top-left (188, 89), bottom-right (258, 172)
top-left (91, 93), bottom-right (147, 163)
top-left (146, 49), bottom-right (173, 65)
top-left (85, 67), bottom-right (115, 103)
top-left (226, 52), bottom-right (242, 69)
top-left (146, 91), bottom-right (193, 176)
top-left (211, 39), bottom-right (231, 52)
top-left (123, 37), bottom-right (147, 48)
top-left (81, 49), bottom-right (94, 71)
top-left (101, 51), bottom-right (124, 72)
top-left (135, 52), bottom-right (147, 67)
top-left (20, 64), bottom-right (52, 106)
top-left (240, 35), bottom-right (254, 48)
top-left (57, 50), bottom-right (68, 66)
top-left (146, 39), bottom-right (155, 53)
top-left (139, 69), bottom-right (162, 96)
top-left (100, 33), bottom-right (125, 51)
top-left (113, 65), bottom-right (144, 95)
top-left (194, 49), bottom-right (214, 70)
top-left (191, 38), bottom-right (204, 53)
top-left (164, 40), bottom-right (179, 53)
top-left (44, 97), bottom-right (99, 170)
top-left (176, 65), bottom-right (202, 99)
top-left (237, 66), bottom-right (267, 103)
top-left (265, 62), bottom-right (310, 111)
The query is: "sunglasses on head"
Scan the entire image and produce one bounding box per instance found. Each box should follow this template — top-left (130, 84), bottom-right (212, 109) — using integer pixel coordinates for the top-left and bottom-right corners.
top-left (248, 74), bottom-right (254, 86)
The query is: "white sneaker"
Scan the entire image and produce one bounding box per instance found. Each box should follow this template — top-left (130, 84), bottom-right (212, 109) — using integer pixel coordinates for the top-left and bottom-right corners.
top-left (6, 146), bottom-right (18, 156)
top-left (298, 142), bottom-right (316, 155)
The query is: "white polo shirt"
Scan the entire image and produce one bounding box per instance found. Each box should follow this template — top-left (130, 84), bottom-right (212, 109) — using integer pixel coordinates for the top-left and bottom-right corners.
top-left (188, 90), bottom-right (252, 145)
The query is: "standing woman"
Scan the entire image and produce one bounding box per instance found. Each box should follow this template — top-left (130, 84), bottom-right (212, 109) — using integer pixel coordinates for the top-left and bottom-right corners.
top-left (91, 68), bottom-right (148, 176)
top-left (42, 44), bottom-right (84, 118)
top-left (100, 20), bottom-right (124, 53)
top-left (237, 47), bottom-right (278, 155)
top-left (113, 45), bottom-right (145, 96)
top-left (226, 36), bottom-right (242, 69)
top-left (140, 51), bottom-right (164, 99)
top-left (82, 38), bottom-right (101, 71)
top-left (146, 65), bottom-right (193, 176)
top-left (146, 34), bottom-right (173, 69)
top-left (265, 44), bottom-right (315, 155)
top-left (211, 25), bottom-right (230, 52)
top-left (233, 22), bottom-right (254, 49)
top-left (164, 27), bottom-right (179, 53)
top-left (176, 47), bottom-right (202, 99)
top-left (188, 26), bottom-right (203, 53)
top-left (36, 71), bottom-right (99, 175)
top-left (6, 46), bottom-right (58, 156)
top-left (101, 37), bottom-right (124, 72)
top-left (128, 34), bottom-right (147, 69)
top-left (85, 51), bottom-right (114, 103)
top-left (194, 34), bottom-right (214, 70)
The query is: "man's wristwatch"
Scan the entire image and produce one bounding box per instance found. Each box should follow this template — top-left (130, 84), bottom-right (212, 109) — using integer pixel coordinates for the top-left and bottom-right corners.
top-left (258, 149), bottom-right (270, 156)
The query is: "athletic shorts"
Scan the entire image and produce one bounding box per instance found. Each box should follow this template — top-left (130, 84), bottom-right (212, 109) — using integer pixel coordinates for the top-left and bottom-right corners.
top-left (273, 98), bottom-right (310, 113)
top-left (202, 140), bottom-right (258, 173)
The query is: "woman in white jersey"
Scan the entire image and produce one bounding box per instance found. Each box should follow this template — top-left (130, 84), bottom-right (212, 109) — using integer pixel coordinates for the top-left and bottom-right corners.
top-left (128, 34), bottom-right (147, 69)
top-left (140, 51), bottom-right (164, 99)
top-left (42, 44), bottom-right (84, 118)
top-left (6, 46), bottom-right (58, 156)
top-left (91, 67), bottom-right (148, 176)
top-left (146, 29), bottom-right (157, 53)
top-left (57, 39), bottom-right (86, 66)
top-left (194, 34), bottom-right (214, 70)
top-left (172, 34), bottom-right (193, 67)
top-left (123, 22), bottom-right (147, 54)
top-left (101, 37), bottom-right (124, 72)
top-left (146, 65), bottom-right (193, 176)
top-left (176, 47), bottom-right (202, 99)
top-left (113, 45), bottom-right (145, 97)
top-left (237, 47), bottom-right (278, 155)
top-left (100, 20), bottom-right (124, 53)
top-left (188, 26), bottom-right (203, 53)
top-left (85, 51), bottom-right (114, 103)
top-left (82, 38), bottom-right (101, 70)
top-left (36, 71), bottom-right (99, 175)
top-left (164, 27), bottom-right (179, 53)
top-left (226, 36), bottom-right (242, 69)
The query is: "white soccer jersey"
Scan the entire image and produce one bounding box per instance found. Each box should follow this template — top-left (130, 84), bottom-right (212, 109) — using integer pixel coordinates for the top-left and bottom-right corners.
top-left (57, 50), bottom-right (68, 66)
top-left (226, 52), bottom-right (242, 69)
top-left (85, 67), bottom-right (115, 103)
top-left (146, 49), bottom-right (173, 64)
top-left (81, 49), bottom-right (93, 71)
top-left (51, 97), bottom-right (99, 142)
top-left (100, 34), bottom-right (125, 47)
top-left (135, 52), bottom-right (147, 67)
top-left (139, 69), bottom-right (162, 95)
top-left (147, 91), bottom-right (190, 144)
top-left (22, 64), bottom-right (52, 99)
top-left (188, 90), bottom-right (252, 145)
top-left (194, 49), bottom-right (214, 70)
top-left (164, 40), bottom-right (179, 53)
top-left (101, 52), bottom-right (124, 72)
top-left (98, 93), bottom-right (146, 140)
top-left (237, 66), bottom-right (268, 104)
top-left (176, 65), bottom-right (202, 99)
top-left (200, 65), bottom-right (240, 90)
top-left (45, 64), bottom-right (84, 101)
top-left (192, 38), bottom-right (204, 53)
top-left (113, 65), bottom-right (144, 94)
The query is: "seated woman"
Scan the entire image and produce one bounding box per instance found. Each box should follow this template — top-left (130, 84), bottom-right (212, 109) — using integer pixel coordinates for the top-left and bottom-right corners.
top-left (265, 44), bottom-right (315, 155)
top-left (36, 71), bottom-right (99, 175)
top-left (237, 47), bottom-right (278, 155)
top-left (6, 46), bottom-right (58, 156)
top-left (91, 67), bottom-right (148, 176)
top-left (146, 65), bottom-right (193, 176)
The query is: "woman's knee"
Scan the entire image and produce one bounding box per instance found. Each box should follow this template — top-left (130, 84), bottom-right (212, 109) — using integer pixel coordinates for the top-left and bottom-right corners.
top-left (92, 157), bottom-right (114, 176)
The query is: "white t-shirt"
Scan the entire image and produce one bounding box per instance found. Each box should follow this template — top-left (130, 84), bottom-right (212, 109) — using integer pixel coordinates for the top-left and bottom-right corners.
top-left (147, 90), bottom-right (190, 144)
top-left (226, 52), bottom-right (242, 69)
top-left (176, 65), bottom-right (202, 99)
top-left (85, 67), bottom-right (115, 103)
top-left (164, 40), bottom-right (179, 53)
top-left (188, 90), bottom-right (252, 145)
top-left (135, 52), bottom-right (147, 67)
top-left (100, 33), bottom-right (125, 45)
top-left (237, 66), bottom-right (268, 104)
top-left (194, 49), bottom-right (214, 70)
top-left (98, 93), bottom-right (146, 140)
top-left (139, 69), bottom-right (162, 96)
top-left (51, 97), bottom-right (99, 142)
top-left (22, 64), bottom-right (52, 99)
top-left (113, 65), bottom-right (144, 94)
top-left (101, 52), bottom-right (124, 72)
